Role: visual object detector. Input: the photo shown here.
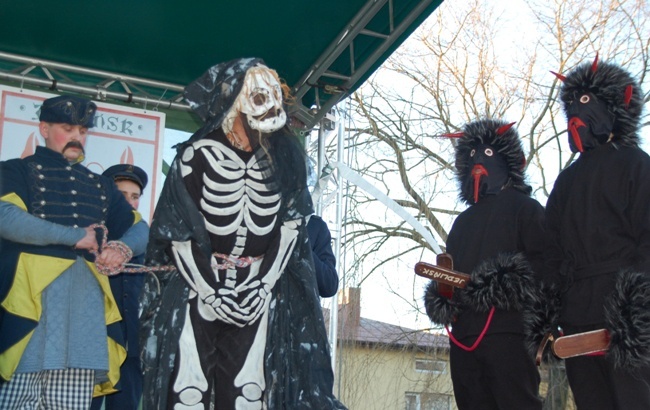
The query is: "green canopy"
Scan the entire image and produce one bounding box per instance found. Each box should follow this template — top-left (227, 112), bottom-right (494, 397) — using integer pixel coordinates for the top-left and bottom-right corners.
top-left (0, 0), bottom-right (443, 131)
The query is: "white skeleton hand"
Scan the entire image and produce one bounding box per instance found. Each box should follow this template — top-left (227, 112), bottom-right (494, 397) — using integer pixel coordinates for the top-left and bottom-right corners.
top-left (171, 219), bottom-right (301, 327)
top-left (201, 277), bottom-right (272, 327)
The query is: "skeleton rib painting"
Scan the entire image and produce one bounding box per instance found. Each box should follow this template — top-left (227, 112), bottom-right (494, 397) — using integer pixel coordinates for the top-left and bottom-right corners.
top-left (139, 58), bottom-right (347, 410)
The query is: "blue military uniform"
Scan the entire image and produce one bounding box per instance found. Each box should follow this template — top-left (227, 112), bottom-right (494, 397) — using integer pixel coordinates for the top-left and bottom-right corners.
top-left (91, 164), bottom-right (149, 410)
top-left (0, 146), bottom-right (137, 394)
top-left (0, 95), bottom-right (144, 406)
top-left (307, 215), bottom-right (338, 298)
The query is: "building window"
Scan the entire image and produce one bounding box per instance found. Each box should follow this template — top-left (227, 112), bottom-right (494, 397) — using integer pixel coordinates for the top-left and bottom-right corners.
top-left (415, 358), bottom-right (447, 374)
top-left (405, 392), bottom-right (452, 410)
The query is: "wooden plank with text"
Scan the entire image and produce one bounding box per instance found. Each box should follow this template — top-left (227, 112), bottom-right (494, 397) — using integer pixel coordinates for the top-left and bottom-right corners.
top-left (414, 254), bottom-right (469, 299)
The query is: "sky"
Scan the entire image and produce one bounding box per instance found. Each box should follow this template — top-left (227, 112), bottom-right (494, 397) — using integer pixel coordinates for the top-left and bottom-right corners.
top-left (161, 129), bottom-right (189, 166)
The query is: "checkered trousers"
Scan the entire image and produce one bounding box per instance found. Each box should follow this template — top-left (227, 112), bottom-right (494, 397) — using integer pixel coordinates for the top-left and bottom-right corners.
top-left (0, 369), bottom-right (95, 409)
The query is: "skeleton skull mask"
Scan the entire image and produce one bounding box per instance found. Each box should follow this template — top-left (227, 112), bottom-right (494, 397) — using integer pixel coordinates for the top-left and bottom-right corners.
top-left (227, 65), bottom-right (287, 135)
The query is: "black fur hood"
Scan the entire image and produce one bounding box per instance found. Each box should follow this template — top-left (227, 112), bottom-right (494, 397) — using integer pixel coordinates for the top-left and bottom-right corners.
top-left (560, 59), bottom-right (644, 148)
top-left (454, 119), bottom-right (531, 204)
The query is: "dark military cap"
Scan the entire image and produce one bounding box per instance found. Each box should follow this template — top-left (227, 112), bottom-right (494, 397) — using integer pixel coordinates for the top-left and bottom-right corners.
top-left (103, 164), bottom-right (148, 192)
top-left (39, 95), bottom-right (97, 128)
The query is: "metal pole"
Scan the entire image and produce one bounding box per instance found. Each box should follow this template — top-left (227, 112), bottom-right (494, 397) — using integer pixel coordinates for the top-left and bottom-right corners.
top-left (329, 108), bottom-right (344, 391)
top-left (316, 124), bottom-right (325, 216)
top-left (0, 72), bottom-right (191, 111)
top-left (0, 51), bottom-right (184, 91)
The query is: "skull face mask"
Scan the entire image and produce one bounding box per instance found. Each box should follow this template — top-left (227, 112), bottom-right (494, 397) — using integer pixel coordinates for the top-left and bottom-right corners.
top-left (232, 65), bottom-right (287, 135)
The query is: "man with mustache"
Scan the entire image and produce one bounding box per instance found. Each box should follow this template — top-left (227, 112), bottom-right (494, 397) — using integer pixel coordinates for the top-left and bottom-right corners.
top-left (0, 95), bottom-right (148, 409)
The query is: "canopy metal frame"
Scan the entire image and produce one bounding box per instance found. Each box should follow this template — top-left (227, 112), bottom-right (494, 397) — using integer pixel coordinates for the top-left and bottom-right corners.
top-left (0, 0), bottom-right (438, 131)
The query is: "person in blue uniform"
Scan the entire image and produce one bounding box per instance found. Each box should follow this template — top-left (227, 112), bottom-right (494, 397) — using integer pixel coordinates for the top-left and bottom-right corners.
top-left (307, 215), bottom-right (338, 298)
top-left (0, 95), bottom-right (148, 409)
top-left (91, 164), bottom-right (149, 410)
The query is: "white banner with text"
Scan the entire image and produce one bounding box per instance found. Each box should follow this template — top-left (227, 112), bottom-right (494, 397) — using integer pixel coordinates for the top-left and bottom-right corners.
top-left (0, 85), bottom-right (166, 222)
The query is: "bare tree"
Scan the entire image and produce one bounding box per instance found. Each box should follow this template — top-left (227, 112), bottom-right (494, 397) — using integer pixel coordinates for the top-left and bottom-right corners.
top-left (310, 1), bottom-right (649, 407)
top-left (315, 0), bottom-right (650, 311)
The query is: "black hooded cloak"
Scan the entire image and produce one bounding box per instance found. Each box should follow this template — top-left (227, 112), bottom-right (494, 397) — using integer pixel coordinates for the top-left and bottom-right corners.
top-left (139, 58), bottom-right (346, 409)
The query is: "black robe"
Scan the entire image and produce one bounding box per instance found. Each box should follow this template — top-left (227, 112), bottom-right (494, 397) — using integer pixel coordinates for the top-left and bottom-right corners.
top-left (443, 187), bottom-right (545, 410)
top-left (139, 131), bottom-right (346, 409)
top-left (545, 144), bottom-right (650, 328)
top-left (446, 188), bottom-right (545, 341)
top-left (543, 143), bottom-right (650, 410)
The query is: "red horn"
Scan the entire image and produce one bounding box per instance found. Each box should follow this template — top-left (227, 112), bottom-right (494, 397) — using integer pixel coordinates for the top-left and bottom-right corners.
top-left (496, 122), bottom-right (516, 136)
top-left (442, 132), bottom-right (465, 138)
top-left (624, 85), bottom-right (633, 108)
top-left (591, 52), bottom-right (599, 73)
top-left (550, 71), bottom-right (566, 82)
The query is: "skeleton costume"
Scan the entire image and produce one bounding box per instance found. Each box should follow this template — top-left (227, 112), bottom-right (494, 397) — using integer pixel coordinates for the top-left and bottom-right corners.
top-left (139, 58), bottom-right (346, 410)
top-left (423, 119), bottom-right (544, 410)
top-left (538, 56), bottom-right (650, 409)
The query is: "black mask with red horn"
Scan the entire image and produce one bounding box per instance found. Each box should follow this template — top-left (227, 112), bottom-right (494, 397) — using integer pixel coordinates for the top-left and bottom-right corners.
top-left (552, 53), bottom-right (643, 153)
top-left (447, 119), bottom-right (530, 204)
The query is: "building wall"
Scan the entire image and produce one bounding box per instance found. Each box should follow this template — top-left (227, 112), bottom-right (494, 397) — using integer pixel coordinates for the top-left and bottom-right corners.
top-left (334, 343), bottom-right (456, 410)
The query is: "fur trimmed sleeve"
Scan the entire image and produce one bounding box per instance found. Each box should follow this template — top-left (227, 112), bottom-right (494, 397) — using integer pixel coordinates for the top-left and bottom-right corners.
top-left (460, 252), bottom-right (540, 312)
top-left (604, 270), bottom-right (650, 369)
top-left (423, 280), bottom-right (461, 326)
top-left (522, 283), bottom-right (562, 362)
